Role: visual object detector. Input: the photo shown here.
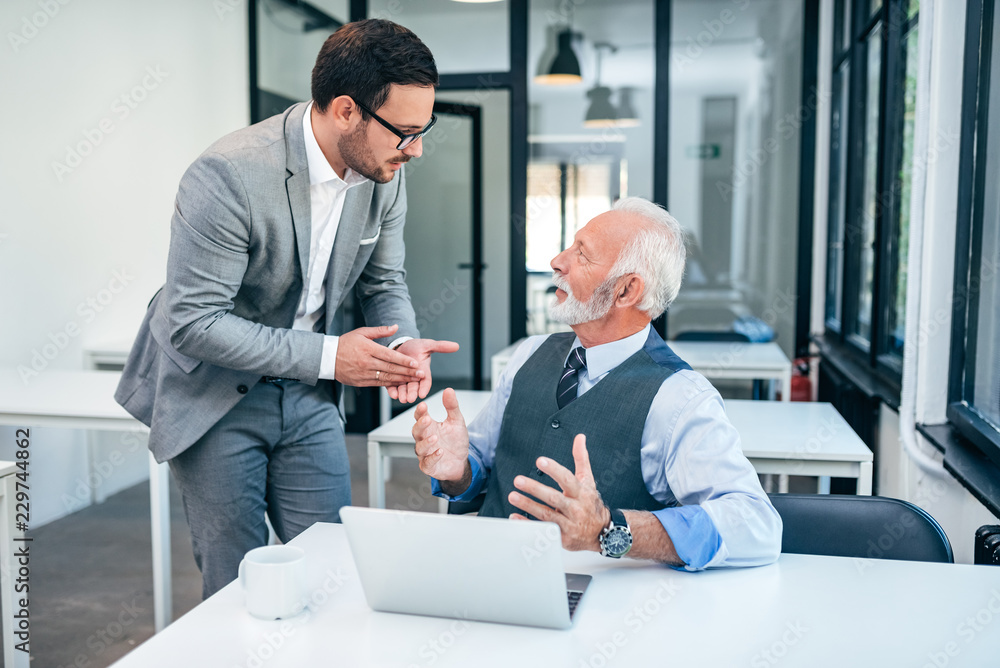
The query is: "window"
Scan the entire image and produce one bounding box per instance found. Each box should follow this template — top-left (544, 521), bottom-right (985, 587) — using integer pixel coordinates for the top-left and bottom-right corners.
top-left (824, 0), bottom-right (919, 385)
top-left (951, 0), bottom-right (1000, 468)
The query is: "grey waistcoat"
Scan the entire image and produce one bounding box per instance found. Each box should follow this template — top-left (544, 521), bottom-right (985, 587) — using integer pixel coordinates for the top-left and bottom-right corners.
top-left (478, 328), bottom-right (692, 519)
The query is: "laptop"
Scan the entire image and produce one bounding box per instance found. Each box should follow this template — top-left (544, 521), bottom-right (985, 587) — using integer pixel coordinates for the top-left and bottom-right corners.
top-left (340, 506), bottom-right (592, 630)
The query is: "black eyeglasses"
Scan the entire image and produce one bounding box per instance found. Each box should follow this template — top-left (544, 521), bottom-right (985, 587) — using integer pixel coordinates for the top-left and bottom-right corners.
top-left (352, 98), bottom-right (436, 150)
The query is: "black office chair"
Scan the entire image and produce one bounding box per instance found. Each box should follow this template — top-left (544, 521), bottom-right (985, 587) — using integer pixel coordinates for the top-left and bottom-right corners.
top-left (770, 494), bottom-right (954, 563)
top-left (672, 330), bottom-right (752, 343)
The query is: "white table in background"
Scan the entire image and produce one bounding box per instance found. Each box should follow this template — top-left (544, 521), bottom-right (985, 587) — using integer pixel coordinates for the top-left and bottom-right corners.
top-left (490, 339), bottom-right (793, 401)
top-left (108, 521), bottom-right (1000, 668)
top-left (0, 370), bottom-right (173, 632)
top-left (0, 460), bottom-right (27, 668)
top-left (668, 340), bottom-right (793, 401)
top-left (366, 391), bottom-right (873, 510)
top-left (726, 399), bottom-right (873, 494)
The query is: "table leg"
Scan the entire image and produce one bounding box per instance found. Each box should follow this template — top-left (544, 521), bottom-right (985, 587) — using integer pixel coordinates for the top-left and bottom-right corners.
top-left (781, 368), bottom-right (792, 402)
top-left (368, 440), bottom-right (385, 508)
top-left (149, 453), bottom-right (172, 632)
top-left (778, 474), bottom-right (789, 493)
top-left (857, 461), bottom-right (873, 495)
top-left (0, 470), bottom-right (28, 668)
top-left (817, 476), bottom-right (832, 494)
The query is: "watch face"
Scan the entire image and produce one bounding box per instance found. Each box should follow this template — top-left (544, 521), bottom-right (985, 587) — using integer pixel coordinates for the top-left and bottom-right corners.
top-left (605, 527), bottom-right (632, 556)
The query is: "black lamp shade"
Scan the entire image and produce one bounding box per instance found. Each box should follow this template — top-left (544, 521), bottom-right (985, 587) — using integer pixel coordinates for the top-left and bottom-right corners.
top-left (584, 86), bottom-right (618, 127)
top-left (536, 29), bottom-right (582, 85)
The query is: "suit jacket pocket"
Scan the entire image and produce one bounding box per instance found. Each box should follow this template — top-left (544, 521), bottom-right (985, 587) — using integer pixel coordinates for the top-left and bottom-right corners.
top-left (148, 311), bottom-right (203, 374)
top-left (358, 230), bottom-right (381, 245)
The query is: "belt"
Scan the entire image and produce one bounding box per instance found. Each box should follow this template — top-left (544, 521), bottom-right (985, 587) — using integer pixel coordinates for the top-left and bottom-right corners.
top-left (260, 376), bottom-right (298, 385)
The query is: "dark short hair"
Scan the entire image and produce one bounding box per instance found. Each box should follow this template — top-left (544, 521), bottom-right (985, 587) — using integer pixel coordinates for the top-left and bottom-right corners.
top-left (311, 19), bottom-right (438, 115)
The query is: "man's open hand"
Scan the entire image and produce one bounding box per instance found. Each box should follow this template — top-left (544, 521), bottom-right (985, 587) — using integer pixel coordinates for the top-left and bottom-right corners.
top-left (508, 434), bottom-right (611, 552)
top-left (387, 338), bottom-right (460, 403)
top-left (412, 388), bottom-right (470, 483)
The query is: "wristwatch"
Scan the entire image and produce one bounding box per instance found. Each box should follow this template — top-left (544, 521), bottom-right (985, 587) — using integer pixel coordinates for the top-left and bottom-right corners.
top-left (599, 508), bottom-right (633, 558)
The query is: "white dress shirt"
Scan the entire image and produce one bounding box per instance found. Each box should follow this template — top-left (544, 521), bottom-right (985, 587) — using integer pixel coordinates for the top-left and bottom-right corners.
top-left (293, 101), bottom-right (370, 380)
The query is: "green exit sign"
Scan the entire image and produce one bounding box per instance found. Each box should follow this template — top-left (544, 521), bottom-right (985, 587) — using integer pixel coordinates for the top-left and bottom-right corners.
top-left (686, 144), bottom-right (721, 159)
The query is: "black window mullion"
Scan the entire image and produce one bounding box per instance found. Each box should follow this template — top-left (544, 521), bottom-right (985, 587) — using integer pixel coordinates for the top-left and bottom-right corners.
top-left (873, 0), bottom-right (907, 372)
top-left (951, 0), bottom-right (986, 405)
top-left (963, 0), bottom-right (995, 407)
top-left (841, 1), bottom-right (870, 348)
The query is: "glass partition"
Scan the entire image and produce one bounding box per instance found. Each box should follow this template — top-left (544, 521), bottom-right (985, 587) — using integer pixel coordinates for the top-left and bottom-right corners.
top-left (368, 0), bottom-right (510, 74)
top-left (525, 0), bottom-right (655, 336)
top-left (667, 0), bottom-right (804, 356)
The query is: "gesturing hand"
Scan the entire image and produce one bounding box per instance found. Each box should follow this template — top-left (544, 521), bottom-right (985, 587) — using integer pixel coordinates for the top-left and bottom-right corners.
top-left (388, 338), bottom-right (460, 403)
top-left (412, 388), bottom-right (470, 483)
top-left (335, 325), bottom-right (423, 388)
top-left (508, 434), bottom-right (611, 553)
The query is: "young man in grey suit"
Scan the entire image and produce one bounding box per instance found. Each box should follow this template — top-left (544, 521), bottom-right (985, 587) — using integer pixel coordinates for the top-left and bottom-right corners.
top-left (116, 20), bottom-right (457, 597)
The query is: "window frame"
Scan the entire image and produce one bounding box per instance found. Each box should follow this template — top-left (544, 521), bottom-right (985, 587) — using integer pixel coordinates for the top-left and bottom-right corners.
top-left (949, 0), bottom-right (1000, 469)
top-left (823, 0), bottom-right (918, 394)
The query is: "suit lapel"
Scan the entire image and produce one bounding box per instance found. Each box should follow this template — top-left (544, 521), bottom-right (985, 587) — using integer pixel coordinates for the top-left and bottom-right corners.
top-left (326, 182), bottom-right (374, 307)
top-left (284, 102), bottom-right (312, 284)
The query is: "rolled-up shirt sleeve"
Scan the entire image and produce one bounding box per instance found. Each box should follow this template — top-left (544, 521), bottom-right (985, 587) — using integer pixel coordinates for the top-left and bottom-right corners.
top-left (642, 371), bottom-right (782, 570)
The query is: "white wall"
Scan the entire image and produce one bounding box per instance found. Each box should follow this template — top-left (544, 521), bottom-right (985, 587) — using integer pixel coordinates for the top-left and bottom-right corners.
top-left (0, 0), bottom-right (249, 526)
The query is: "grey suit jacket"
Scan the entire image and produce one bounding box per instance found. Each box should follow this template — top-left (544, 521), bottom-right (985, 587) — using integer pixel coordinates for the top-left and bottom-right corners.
top-left (115, 102), bottom-right (419, 462)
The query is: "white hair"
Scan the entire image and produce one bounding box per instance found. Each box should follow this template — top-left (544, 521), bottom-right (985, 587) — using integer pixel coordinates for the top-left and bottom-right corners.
top-left (606, 197), bottom-right (686, 319)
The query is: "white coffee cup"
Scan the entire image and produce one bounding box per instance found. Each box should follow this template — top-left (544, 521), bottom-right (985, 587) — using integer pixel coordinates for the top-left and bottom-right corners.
top-left (238, 545), bottom-right (306, 620)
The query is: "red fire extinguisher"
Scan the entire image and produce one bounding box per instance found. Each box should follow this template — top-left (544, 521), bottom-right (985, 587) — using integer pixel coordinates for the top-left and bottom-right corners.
top-left (790, 357), bottom-right (813, 402)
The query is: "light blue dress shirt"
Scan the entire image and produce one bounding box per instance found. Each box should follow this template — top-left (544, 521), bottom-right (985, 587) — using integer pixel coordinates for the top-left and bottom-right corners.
top-left (431, 324), bottom-right (782, 570)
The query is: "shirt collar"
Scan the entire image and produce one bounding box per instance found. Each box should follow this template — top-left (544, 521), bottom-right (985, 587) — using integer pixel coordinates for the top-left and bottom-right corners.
top-left (302, 101), bottom-right (369, 189)
top-left (570, 323), bottom-right (652, 380)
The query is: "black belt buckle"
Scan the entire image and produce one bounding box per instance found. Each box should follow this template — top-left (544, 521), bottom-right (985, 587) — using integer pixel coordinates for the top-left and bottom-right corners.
top-left (261, 376), bottom-right (297, 385)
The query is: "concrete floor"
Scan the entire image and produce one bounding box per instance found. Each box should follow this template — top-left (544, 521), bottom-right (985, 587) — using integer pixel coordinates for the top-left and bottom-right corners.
top-left (24, 433), bottom-right (435, 668)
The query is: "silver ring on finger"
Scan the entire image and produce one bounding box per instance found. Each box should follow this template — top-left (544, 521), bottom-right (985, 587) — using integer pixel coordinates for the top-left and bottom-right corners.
top-left (376, 370), bottom-right (380, 381)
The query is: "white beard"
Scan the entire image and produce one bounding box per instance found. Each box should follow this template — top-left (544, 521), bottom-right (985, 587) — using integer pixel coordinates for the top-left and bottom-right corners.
top-left (547, 274), bottom-right (617, 325)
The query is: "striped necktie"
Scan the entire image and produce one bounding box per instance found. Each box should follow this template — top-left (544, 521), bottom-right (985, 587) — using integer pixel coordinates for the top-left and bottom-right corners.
top-left (556, 347), bottom-right (587, 409)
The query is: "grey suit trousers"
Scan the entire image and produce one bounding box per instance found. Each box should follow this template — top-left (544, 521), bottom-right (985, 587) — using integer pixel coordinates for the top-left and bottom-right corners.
top-left (168, 378), bottom-right (350, 598)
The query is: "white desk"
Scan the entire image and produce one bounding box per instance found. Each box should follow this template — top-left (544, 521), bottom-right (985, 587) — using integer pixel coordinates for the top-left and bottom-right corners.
top-left (110, 521), bottom-right (1000, 667)
top-left (366, 391), bottom-right (873, 509)
top-left (0, 370), bottom-right (173, 632)
top-left (0, 460), bottom-right (27, 668)
top-left (491, 339), bottom-right (793, 401)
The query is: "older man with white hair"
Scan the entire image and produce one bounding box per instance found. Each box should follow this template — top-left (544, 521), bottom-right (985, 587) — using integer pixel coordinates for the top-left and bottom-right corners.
top-left (413, 197), bottom-right (782, 569)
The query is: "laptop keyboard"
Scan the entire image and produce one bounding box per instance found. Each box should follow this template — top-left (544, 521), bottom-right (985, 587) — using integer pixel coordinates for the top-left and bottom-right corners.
top-left (567, 590), bottom-right (583, 618)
